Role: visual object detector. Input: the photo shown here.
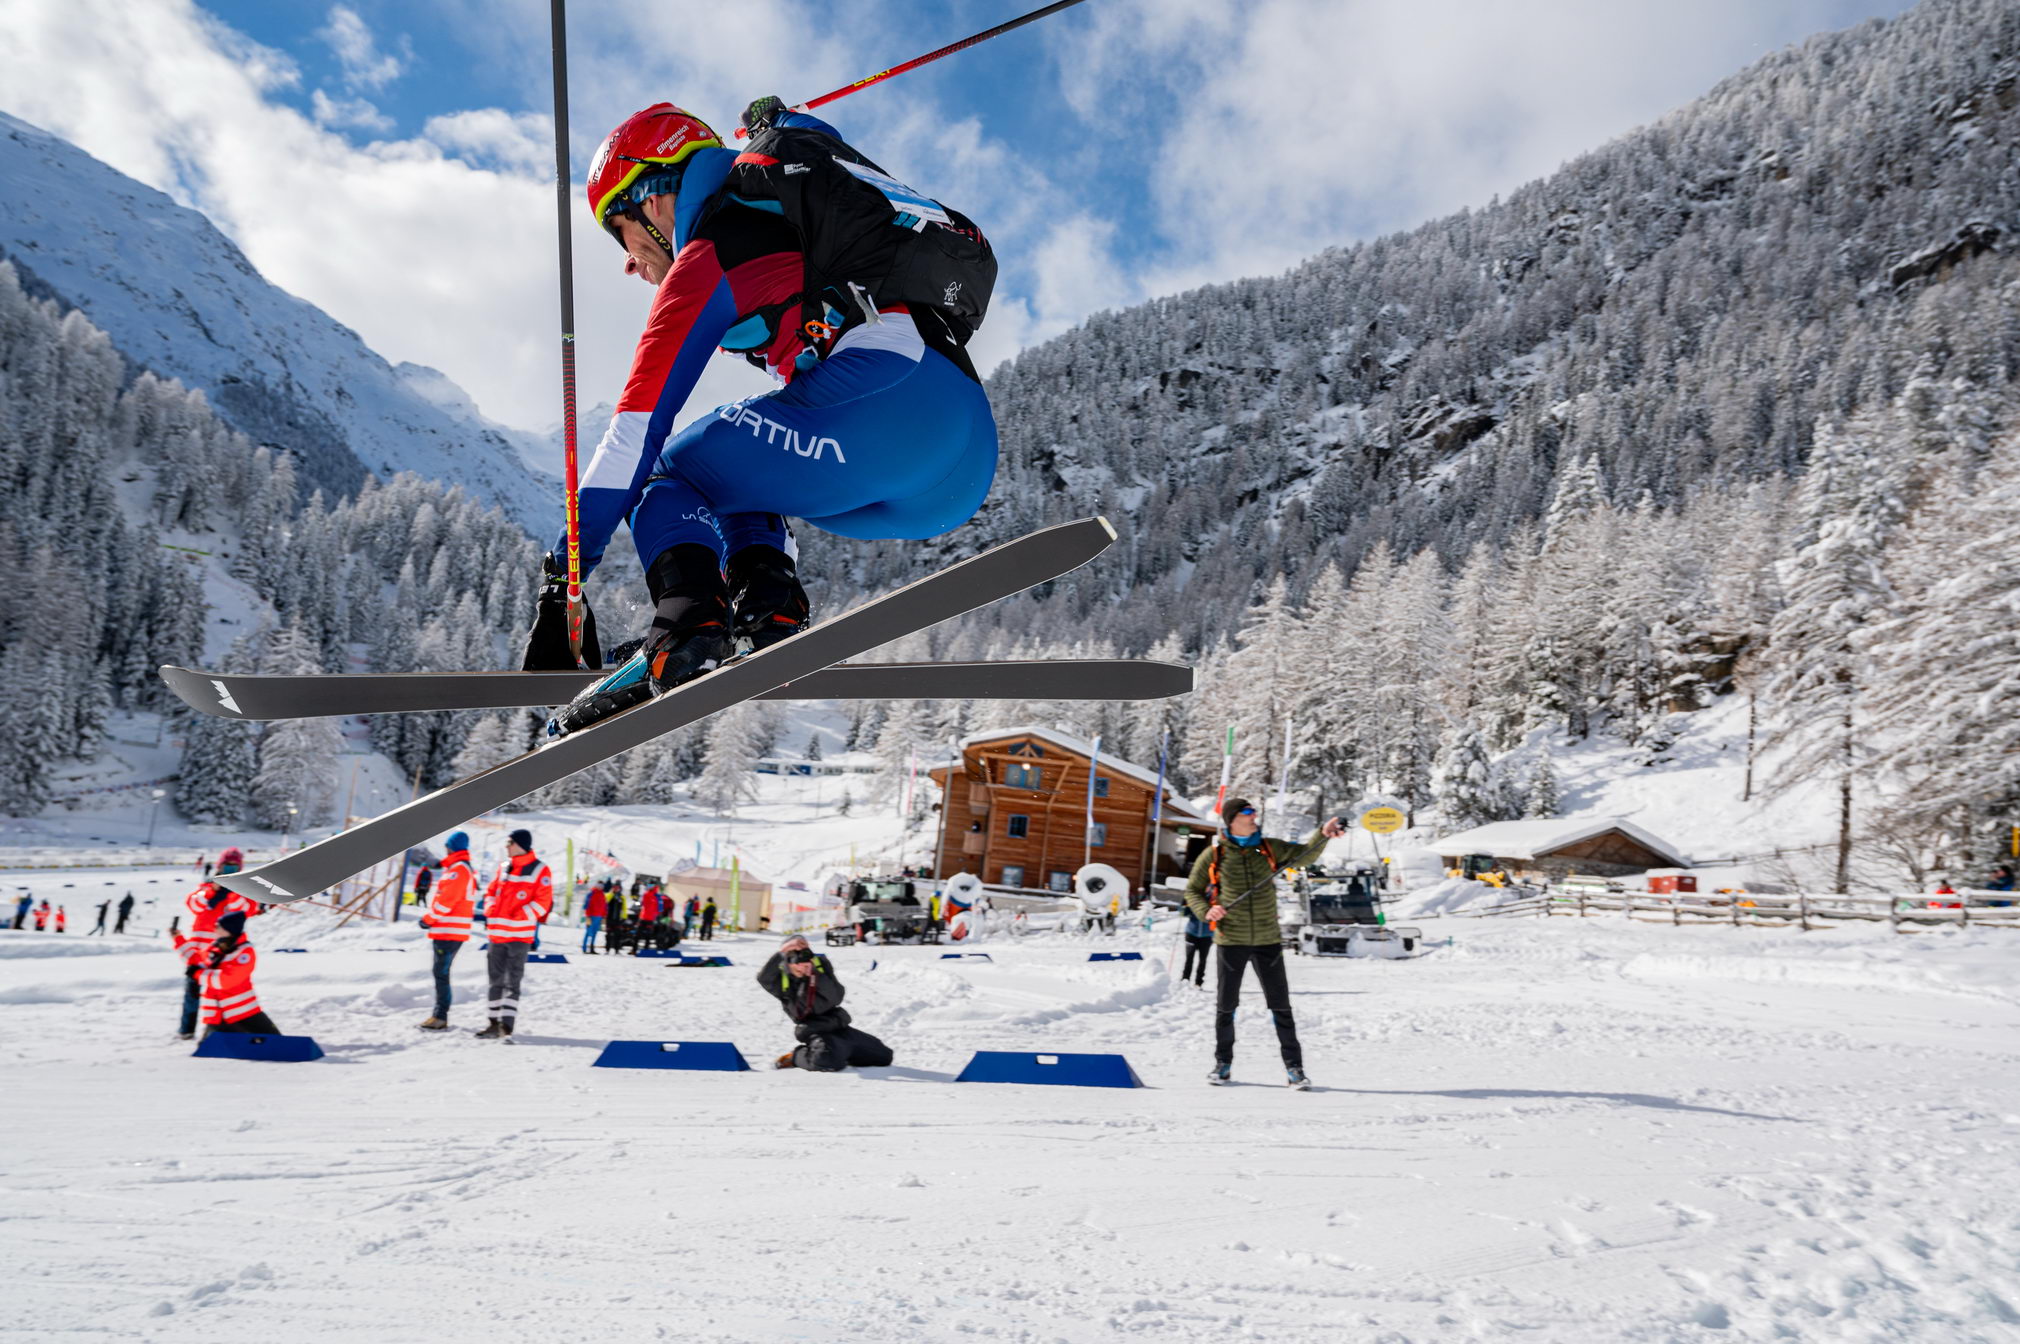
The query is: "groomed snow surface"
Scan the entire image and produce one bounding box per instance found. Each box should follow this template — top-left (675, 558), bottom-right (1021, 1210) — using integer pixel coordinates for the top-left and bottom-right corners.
top-left (4, 881), bottom-right (2018, 1343)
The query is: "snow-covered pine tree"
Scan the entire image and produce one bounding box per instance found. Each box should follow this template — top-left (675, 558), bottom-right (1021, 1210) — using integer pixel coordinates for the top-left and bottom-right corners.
top-left (696, 700), bottom-right (771, 815)
top-left (1523, 752), bottom-right (1560, 819)
top-left (1761, 416), bottom-right (1904, 892)
top-left (1430, 719), bottom-right (1499, 831)
top-left (250, 624), bottom-right (344, 829)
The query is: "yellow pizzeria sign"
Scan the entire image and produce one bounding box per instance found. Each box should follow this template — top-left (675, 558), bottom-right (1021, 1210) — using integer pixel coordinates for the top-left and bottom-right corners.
top-left (1360, 807), bottom-right (1405, 834)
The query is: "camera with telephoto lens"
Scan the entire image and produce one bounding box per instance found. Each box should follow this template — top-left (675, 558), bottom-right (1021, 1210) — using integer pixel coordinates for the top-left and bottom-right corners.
top-left (785, 948), bottom-right (816, 966)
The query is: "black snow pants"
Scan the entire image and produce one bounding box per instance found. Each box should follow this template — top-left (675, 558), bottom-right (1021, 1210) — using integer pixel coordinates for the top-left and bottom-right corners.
top-left (792, 1026), bottom-right (894, 1072)
top-left (204, 1011), bottom-right (281, 1037)
top-left (1181, 935), bottom-right (1213, 985)
top-left (1214, 944), bottom-right (1302, 1070)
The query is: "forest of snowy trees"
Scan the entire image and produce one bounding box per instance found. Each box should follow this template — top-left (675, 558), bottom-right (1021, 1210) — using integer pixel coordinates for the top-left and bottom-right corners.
top-left (1, 0), bottom-right (2016, 893)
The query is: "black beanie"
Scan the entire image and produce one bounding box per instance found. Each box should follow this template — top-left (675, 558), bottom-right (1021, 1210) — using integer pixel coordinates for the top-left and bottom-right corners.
top-left (509, 828), bottom-right (534, 851)
top-left (1220, 797), bottom-right (1252, 829)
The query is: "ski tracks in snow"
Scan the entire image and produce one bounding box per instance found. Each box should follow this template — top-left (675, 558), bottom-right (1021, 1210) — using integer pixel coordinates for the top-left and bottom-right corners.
top-left (1, 915), bottom-right (2018, 1340)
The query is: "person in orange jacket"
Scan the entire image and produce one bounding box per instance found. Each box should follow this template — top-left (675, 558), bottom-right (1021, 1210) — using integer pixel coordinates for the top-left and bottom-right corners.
top-left (418, 831), bottom-right (479, 1031)
top-left (194, 929), bottom-right (279, 1037)
top-left (474, 829), bottom-right (553, 1039)
top-left (54, 906), bottom-right (67, 933)
top-left (32, 900), bottom-right (49, 931)
top-left (173, 848), bottom-right (259, 1038)
top-left (633, 884), bottom-right (663, 956)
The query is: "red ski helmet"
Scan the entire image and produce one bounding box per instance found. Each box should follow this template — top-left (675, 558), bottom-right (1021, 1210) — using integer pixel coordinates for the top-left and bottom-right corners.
top-left (587, 103), bottom-right (720, 242)
top-left (218, 846), bottom-right (245, 865)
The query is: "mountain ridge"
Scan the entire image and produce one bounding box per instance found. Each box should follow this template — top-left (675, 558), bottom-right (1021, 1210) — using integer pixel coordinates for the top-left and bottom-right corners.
top-left (0, 109), bottom-right (550, 529)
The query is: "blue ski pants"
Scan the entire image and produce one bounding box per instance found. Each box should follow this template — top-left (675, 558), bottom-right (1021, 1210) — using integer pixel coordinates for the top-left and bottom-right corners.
top-left (630, 340), bottom-right (997, 567)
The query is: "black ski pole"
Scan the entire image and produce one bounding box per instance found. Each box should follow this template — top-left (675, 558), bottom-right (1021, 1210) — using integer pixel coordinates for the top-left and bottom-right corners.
top-left (550, 0), bottom-right (589, 667)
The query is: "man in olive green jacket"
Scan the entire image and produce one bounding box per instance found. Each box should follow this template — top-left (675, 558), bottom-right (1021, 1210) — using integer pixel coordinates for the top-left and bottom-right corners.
top-left (1184, 797), bottom-right (1345, 1089)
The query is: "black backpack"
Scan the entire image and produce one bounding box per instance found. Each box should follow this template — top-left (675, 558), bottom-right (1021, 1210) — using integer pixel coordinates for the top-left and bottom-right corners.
top-left (725, 122), bottom-right (996, 345)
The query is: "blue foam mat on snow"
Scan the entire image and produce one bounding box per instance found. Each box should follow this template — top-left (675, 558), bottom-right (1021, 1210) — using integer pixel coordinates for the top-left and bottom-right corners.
top-left (955, 1050), bottom-right (1142, 1088)
top-left (192, 1033), bottom-right (325, 1063)
top-left (592, 1040), bottom-right (750, 1071)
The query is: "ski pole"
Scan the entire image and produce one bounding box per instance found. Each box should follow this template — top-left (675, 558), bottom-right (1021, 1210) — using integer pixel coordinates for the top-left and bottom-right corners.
top-left (732, 0), bottom-right (1093, 140)
top-left (550, 0), bottom-right (588, 667)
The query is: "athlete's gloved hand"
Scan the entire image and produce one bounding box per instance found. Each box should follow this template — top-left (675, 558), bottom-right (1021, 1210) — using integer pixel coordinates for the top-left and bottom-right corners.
top-left (521, 553), bottom-right (603, 671)
top-left (741, 95), bottom-right (787, 132)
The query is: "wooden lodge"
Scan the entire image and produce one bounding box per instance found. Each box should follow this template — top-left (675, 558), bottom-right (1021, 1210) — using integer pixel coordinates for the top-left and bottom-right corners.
top-left (926, 726), bottom-right (1216, 897)
top-left (1431, 818), bottom-right (1691, 882)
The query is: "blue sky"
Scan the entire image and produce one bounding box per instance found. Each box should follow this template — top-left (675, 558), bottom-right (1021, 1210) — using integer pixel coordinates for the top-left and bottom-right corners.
top-left (5, 0), bottom-right (1915, 432)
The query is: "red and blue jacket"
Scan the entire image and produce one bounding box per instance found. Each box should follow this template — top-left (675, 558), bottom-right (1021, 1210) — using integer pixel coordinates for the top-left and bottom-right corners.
top-left (568, 111), bottom-right (840, 575)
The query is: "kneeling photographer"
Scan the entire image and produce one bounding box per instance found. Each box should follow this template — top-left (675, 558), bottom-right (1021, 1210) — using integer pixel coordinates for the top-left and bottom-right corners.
top-left (758, 935), bottom-right (894, 1072)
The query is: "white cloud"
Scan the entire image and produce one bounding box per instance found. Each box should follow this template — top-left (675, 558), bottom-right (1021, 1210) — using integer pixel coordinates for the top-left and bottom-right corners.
top-left (311, 88), bottom-right (393, 133)
top-left (1060, 0), bottom-right (1909, 292)
top-left (317, 4), bottom-right (406, 91)
top-left (0, 0), bottom-right (1913, 438)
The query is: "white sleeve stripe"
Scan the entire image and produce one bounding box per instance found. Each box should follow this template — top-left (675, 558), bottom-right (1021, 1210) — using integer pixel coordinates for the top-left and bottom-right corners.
top-left (582, 411), bottom-right (653, 493)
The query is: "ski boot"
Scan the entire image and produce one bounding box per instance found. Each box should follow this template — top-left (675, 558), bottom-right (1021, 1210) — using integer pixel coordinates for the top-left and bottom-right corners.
top-left (548, 545), bottom-right (732, 737)
top-left (1287, 1067), bottom-right (1311, 1091)
top-left (1207, 1062), bottom-right (1231, 1086)
top-left (726, 543), bottom-right (810, 654)
top-left (418, 1016), bottom-right (448, 1031)
top-left (774, 1052), bottom-right (798, 1070)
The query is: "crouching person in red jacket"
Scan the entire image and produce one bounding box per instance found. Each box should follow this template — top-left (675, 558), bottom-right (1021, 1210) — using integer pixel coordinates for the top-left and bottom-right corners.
top-left (196, 930), bottom-right (279, 1038)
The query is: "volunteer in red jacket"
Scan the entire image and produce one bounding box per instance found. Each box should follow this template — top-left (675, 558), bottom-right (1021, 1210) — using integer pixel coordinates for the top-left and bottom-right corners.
top-left (193, 928), bottom-right (279, 1037)
top-left (475, 829), bottom-right (553, 1039)
top-left (417, 831), bottom-right (478, 1031)
top-left (172, 847), bottom-right (257, 1039)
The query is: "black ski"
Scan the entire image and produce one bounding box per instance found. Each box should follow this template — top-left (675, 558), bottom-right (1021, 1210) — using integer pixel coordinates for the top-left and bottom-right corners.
top-left (205, 518), bottom-right (1118, 905)
top-left (159, 658), bottom-right (1189, 720)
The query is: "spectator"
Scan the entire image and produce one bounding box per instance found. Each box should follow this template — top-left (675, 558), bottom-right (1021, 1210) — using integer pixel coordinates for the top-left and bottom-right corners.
top-left (1181, 904), bottom-right (1214, 989)
top-left (89, 900), bottom-right (109, 936)
top-left (32, 900), bottom-right (49, 931)
top-left (683, 895), bottom-right (699, 937)
top-left (700, 897), bottom-right (719, 941)
top-left (1184, 798), bottom-right (1345, 1090)
top-left (758, 935), bottom-right (893, 1072)
top-left (12, 892), bottom-right (29, 929)
top-left (115, 892), bottom-right (134, 934)
top-left (634, 885), bottom-right (664, 957)
top-left (54, 906), bottom-right (68, 933)
top-left (583, 883), bottom-right (608, 955)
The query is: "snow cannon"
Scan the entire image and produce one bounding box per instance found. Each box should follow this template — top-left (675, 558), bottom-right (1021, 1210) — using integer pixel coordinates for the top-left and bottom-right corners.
top-left (1074, 863), bottom-right (1129, 934)
top-left (943, 872), bottom-right (984, 943)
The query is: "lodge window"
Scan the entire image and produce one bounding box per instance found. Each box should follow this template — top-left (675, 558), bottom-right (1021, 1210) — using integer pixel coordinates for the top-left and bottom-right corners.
top-left (1004, 763), bottom-right (1041, 789)
top-left (1093, 776), bottom-right (1110, 798)
top-left (1088, 823), bottom-right (1107, 847)
top-left (1047, 871), bottom-right (1073, 893)
top-left (1006, 814), bottom-right (1030, 839)
top-left (1000, 865), bottom-right (1025, 888)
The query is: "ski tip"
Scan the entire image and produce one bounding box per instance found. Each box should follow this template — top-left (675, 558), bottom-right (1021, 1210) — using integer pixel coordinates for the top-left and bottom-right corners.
top-left (216, 866), bottom-right (311, 906)
top-left (1095, 516), bottom-right (1117, 541)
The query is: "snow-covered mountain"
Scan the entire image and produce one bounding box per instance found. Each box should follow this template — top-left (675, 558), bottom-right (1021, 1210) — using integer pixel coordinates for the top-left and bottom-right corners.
top-left (0, 110), bottom-right (549, 529)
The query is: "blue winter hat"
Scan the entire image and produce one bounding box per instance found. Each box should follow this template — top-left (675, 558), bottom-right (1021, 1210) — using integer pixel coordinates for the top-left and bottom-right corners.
top-left (446, 831), bottom-right (470, 852)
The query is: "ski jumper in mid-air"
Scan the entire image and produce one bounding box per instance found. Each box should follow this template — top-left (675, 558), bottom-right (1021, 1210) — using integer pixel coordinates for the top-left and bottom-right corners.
top-left (529, 98), bottom-right (1000, 733)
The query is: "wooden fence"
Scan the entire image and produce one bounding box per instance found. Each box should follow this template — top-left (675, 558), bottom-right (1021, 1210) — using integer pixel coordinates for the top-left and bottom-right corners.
top-left (1454, 885), bottom-right (2020, 932)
